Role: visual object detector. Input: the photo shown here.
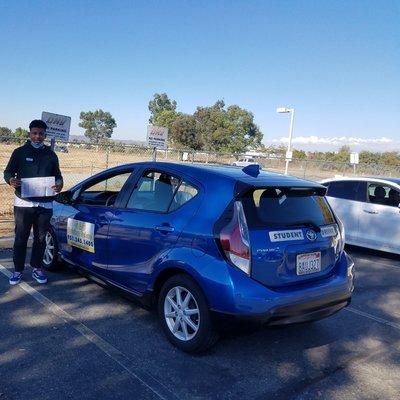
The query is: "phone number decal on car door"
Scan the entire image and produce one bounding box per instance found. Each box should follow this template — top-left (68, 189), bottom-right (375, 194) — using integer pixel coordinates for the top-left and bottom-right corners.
top-left (67, 218), bottom-right (95, 253)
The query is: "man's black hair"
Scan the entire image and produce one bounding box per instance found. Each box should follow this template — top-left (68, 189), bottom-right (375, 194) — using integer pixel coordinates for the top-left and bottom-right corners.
top-left (29, 119), bottom-right (48, 131)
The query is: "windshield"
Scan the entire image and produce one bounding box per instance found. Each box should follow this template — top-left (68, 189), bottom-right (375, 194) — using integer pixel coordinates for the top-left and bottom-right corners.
top-left (241, 187), bottom-right (335, 228)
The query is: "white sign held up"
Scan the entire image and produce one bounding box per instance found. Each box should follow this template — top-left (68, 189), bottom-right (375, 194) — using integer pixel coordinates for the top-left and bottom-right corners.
top-left (41, 111), bottom-right (71, 142)
top-left (147, 125), bottom-right (168, 150)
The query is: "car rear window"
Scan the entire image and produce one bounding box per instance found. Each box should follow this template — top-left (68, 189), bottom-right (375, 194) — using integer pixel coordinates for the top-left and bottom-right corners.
top-left (241, 187), bottom-right (335, 228)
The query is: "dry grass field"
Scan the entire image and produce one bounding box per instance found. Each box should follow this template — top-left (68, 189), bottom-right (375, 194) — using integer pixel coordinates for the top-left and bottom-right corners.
top-left (1, 141), bottom-right (398, 237)
top-left (0, 143), bottom-right (234, 236)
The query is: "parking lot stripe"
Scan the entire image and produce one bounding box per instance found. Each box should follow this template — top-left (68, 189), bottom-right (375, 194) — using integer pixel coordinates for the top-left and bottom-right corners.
top-left (0, 265), bottom-right (178, 400)
top-left (346, 306), bottom-right (400, 332)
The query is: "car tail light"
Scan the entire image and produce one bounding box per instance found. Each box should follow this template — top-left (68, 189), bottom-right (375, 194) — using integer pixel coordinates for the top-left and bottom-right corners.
top-left (337, 215), bottom-right (345, 253)
top-left (219, 201), bottom-right (251, 275)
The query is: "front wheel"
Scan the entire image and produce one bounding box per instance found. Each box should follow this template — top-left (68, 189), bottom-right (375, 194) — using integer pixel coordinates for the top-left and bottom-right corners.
top-left (42, 229), bottom-right (60, 271)
top-left (158, 274), bottom-right (218, 353)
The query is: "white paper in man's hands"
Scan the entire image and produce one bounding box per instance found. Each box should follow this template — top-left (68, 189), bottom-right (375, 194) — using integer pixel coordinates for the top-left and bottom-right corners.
top-left (21, 177), bottom-right (56, 197)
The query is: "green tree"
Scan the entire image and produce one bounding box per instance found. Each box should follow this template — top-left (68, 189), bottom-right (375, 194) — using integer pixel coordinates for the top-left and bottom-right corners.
top-left (14, 127), bottom-right (29, 138)
top-left (293, 149), bottom-right (307, 159)
top-left (225, 105), bottom-right (263, 153)
top-left (0, 126), bottom-right (13, 142)
top-left (194, 100), bottom-right (230, 151)
top-left (193, 100), bottom-right (263, 153)
top-left (334, 145), bottom-right (351, 162)
top-left (79, 110), bottom-right (117, 143)
top-left (153, 109), bottom-right (182, 131)
top-left (148, 93), bottom-right (177, 123)
top-left (171, 114), bottom-right (202, 150)
top-left (359, 151), bottom-right (381, 164)
top-left (381, 151), bottom-right (400, 166)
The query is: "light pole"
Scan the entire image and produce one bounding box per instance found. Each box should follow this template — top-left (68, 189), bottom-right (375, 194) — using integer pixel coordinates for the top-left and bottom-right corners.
top-left (277, 107), bottom-right (295, 175)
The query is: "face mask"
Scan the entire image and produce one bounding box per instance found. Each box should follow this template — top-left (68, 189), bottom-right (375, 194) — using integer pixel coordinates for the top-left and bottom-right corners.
top-left (30, 140), bottom-right (44, 149)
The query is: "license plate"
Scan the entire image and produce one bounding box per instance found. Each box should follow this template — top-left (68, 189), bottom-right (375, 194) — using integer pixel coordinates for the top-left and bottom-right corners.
top-left (296, 252), bottom-right (321, 275)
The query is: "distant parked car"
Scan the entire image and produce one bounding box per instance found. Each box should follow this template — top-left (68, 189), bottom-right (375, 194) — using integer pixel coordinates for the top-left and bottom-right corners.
top-left (54, 145), bottom-right (68, 153)
top-left (232, 156), bottom-right (258, 167)
top-left (321, 177), bottom-right (400, 254)
top-left (42, 162), bottom-right (353, 352)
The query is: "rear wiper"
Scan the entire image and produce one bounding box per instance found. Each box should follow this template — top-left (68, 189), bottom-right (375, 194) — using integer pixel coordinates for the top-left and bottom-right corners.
top-left (285, 221), bottom-right (321, 232)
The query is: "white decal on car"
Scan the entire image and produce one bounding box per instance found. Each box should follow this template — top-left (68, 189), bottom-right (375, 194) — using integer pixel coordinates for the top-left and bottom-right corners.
top-left (320, 225), bottom-right (337, 238)
top-left (67, 218), bottom-right (95, 253)
top-left (269, 229), bottom-right (304, 242)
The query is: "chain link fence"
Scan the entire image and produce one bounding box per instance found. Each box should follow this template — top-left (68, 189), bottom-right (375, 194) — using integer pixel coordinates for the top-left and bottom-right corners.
top-left (1, 135), bottom-right (400, 237)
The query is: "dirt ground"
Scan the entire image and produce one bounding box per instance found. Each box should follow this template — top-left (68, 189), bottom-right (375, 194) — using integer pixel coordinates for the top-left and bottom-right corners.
top-left (0, 141), bottom-right (383, 237)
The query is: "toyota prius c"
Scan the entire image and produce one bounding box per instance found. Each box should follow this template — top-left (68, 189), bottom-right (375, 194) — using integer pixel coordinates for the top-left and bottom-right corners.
top-left (43, 162), bottom-right (354, 352)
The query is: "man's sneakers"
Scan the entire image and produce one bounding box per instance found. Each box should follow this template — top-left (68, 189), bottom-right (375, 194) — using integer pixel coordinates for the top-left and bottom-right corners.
top-left (9, 269), bottom-right (48, 285)
top-left (32, 268), bottom-right (48, 284)
top-left (9, 272), bottom-right (22, 285)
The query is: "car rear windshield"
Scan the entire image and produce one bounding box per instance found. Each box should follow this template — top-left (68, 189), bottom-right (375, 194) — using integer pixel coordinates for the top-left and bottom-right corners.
top-left (241, 187), bottom-right (335, 228)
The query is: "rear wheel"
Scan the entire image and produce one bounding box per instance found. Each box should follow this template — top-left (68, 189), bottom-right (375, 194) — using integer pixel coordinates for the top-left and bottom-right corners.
top-left (42, 229), bottom-right (60, 271)
top-left (158, 274), bottom-right (218, 353)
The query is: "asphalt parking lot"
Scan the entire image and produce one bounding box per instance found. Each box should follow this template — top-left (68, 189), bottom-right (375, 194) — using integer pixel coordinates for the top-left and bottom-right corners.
top-left (1, 246), bottom-right (400, 400)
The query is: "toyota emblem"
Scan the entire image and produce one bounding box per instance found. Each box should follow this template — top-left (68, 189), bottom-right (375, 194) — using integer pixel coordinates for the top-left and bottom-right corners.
top-left (306, 230), bottom-right (317, 241)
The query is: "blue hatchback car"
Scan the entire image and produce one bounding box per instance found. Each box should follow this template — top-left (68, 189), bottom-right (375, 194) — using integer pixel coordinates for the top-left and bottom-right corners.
top-left (43, 162), bottom-right (354, 352)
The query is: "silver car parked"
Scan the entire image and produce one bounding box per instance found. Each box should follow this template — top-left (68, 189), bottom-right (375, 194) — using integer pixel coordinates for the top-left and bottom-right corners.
top-left (321, 177), bottom-right (400, 254)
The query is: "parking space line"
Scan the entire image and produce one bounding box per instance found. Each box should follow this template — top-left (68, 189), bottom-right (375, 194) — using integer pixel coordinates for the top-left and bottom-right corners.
top-left (346, 306), bottom-right (400, 332)
top-left (0, 264), bottom-right (178, 400)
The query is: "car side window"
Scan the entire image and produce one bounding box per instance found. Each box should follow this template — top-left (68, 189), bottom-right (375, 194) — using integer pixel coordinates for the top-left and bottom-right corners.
top-left (169, 181), bottom-right (198, 211)
top-left (127, 171), bottom-right (180, 212)
top-left (368, 183), bottom-right (400, 207)
top-left (326, 181), bottom-right (366, 201)
top-left (75, 172), bottom-right (132, 207)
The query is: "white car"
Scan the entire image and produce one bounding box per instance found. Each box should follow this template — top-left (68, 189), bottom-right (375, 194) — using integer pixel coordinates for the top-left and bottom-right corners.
top-left (232, 156), bottom-right (258, 167)
top-left (321, 177), bottom-right (400, 254)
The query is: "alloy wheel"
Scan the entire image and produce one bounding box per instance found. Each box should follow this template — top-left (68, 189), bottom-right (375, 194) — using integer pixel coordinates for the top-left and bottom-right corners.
top-left (164, 286), bottom-right (200, 341)
top-left (43, 231), bottom-right (55, 266)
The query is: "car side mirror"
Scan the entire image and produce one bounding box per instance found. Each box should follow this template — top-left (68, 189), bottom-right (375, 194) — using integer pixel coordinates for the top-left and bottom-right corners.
top-left (56, 191), bottom-right (74, 205)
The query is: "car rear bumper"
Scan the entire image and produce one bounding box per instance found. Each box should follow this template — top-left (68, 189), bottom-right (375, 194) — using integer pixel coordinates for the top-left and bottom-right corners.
top-left (211, 291), bottom-right (351, 329)
top-left (205, 251), bottom-right (354, 320)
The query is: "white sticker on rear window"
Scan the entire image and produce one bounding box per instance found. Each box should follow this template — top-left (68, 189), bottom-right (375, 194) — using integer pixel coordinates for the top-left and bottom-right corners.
top-left (320, 224), bottom-right (337, 238)
top-left (269, 229), bottom-right (304, 242)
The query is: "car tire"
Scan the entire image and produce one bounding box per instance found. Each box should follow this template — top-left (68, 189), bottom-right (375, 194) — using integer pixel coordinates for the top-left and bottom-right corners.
top-left (158, 274), bottom-right (219, 353)
top-left (42, 229), bottom-right (60, 271)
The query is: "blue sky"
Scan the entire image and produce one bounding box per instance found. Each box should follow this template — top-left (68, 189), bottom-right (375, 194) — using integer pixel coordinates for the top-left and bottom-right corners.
top-left (1, 0), bottom-right (399, 150)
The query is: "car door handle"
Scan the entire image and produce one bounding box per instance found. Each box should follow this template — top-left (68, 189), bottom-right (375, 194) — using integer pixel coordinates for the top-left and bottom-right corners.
top-left (363, 209), bottom-right (378, 214)
top-left (155, 225), bottom-right (175, 233)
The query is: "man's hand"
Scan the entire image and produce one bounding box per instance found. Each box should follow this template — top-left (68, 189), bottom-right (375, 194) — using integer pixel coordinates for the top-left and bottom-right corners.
top-left (9, 178), bottom-right (21, 188)
top-left (51, 184), bottom-right (63, 193)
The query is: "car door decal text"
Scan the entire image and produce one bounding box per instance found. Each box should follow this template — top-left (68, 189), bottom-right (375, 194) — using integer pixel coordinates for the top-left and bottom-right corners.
top-left (67, 218), bottom-right (95, 253)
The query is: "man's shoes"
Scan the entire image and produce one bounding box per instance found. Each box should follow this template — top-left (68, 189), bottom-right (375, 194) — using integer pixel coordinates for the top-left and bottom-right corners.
top-left (32, 268), bottom-right (47, 284)
top-left (9, 272), bottom-right (23, 285)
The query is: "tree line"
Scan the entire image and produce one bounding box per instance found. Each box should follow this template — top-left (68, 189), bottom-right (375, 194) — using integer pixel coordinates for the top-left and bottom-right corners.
top-left (1, 93), bottom-right (399, 166)
top-left (0, 126), bottom-right (29, 140)
top-left (148, 93), bottom-right (263, 154)
top-left (270, 145), bottom-right (400, 166)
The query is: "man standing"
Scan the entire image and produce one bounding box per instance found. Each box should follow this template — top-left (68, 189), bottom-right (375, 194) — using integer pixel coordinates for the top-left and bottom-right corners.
top-left (4, 119), bottom-right (63, 285)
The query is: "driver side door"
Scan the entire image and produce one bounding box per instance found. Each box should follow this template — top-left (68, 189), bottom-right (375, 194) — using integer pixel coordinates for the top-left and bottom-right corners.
top-left (57, 168), bottom-right (135, 276)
